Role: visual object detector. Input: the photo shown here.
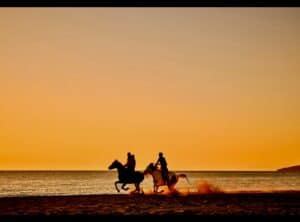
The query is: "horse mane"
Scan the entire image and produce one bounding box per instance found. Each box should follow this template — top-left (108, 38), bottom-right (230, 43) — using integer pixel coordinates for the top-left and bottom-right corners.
top-left (149, 162), bottom-right (159, 171)
top-left (114, 160), bottom-right (124, 168)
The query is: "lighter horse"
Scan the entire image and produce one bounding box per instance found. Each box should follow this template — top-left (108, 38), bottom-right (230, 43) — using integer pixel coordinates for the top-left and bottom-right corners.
top-left (144, 163), bottom-right (190, 193)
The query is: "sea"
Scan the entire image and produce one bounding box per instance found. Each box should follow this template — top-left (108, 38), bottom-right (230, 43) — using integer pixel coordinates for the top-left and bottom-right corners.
top-left (0, 171), bottom-right (299, 197)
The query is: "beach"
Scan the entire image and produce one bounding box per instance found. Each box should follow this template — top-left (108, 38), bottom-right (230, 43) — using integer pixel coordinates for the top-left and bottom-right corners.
top-left (0, 192), bottom-right (299, 216)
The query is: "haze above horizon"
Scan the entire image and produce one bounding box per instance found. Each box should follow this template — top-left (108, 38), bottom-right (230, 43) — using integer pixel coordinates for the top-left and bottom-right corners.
top-left (0, 8), bottom-right (299, 170)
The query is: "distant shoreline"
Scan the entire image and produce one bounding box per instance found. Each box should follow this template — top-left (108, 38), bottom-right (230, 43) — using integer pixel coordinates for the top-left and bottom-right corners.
top-left (277, 165), bottom-right (300, 173)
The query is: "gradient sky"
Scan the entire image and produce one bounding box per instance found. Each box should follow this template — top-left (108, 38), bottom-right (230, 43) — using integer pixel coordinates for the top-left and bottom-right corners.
top-left (0, 8), bottom-right (299, 170)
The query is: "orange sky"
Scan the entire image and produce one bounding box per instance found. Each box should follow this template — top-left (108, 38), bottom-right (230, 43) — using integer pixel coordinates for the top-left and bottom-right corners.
top-left (0, 8), bottom-right (299, 170)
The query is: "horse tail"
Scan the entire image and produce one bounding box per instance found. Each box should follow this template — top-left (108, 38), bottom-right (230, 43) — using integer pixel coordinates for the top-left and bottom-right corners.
top-left (178, 174), bottom-right (190, 185)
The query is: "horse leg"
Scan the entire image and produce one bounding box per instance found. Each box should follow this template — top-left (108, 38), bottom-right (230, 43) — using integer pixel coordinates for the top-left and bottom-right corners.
top-left (133, 184), bottom-right (137, 193)
top-left (121, 183), bottom-right (129, 191)
top-left (154, 185), bottom-right (163, 193)
top-left (157, 186), bottom-right (164, 193)
top-left (140, 185), bottom-right (144, 195)
top-left (178, 174), bottom-right (190, 185)
top-left (153, 185), bottom-right (158, 193)
top-left (115, 181), bottom-right (120, 192)
top-left (135, 183), bottom-right (141, 193)
top-left (168, 182), bottom-right (176, 192)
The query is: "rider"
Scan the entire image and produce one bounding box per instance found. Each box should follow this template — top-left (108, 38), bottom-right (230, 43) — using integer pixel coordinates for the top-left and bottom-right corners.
top-left (124, 152), bottom-right (136, 176)
top-left (155, 152), bottom-right (169, 185)
top-left (131, 154), bottom-right (136, 172)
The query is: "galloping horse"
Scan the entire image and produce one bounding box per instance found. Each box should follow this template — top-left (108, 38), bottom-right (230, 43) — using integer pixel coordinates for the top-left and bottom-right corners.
top-left (144, 163), bottom-right (190, 193)
top-left (108, 160), bottom-right (144, 193)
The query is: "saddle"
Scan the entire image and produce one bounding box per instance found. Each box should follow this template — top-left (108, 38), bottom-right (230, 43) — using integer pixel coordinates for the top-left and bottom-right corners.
top-left (124, 169), bottom-right (136, 178)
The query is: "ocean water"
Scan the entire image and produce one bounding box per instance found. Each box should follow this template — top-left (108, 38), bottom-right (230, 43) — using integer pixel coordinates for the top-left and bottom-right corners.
top-left (0, 171), bottom-right (299, 197)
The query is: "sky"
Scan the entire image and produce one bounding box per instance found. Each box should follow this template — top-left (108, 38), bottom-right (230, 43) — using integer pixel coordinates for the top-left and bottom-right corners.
top-left (0, 8), bottom-right (299, 170)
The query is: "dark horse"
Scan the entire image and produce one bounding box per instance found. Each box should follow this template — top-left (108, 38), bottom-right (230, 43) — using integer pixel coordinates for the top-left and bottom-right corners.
top-left (108, 160), bottom-right (144, 193)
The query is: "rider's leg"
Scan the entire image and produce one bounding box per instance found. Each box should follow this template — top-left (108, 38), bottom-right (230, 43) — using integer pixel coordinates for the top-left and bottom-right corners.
top-left (162, 170), bottom-right (168, 185)
top-left (166, 170), bottom-right (170, 186)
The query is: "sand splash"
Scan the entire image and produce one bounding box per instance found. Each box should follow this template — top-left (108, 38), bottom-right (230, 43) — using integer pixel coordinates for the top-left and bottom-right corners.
top-left (172, 180), bottom-right (223, 196)
top-left (195, 180), bottom-right (223, 194)
top-left (129, 180), bottom-right (224, 196)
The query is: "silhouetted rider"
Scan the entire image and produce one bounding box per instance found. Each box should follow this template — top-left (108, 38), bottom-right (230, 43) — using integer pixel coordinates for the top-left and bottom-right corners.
top-left (130, 154), bottom-right (136, 172)
top-left (155, 152), bottom-right (169, 185)
top-left (124, 152), bottom-right (136, 176)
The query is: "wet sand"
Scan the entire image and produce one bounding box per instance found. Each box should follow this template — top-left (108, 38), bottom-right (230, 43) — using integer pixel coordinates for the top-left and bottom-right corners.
top-left (0, 191), bottom-right (299, 217)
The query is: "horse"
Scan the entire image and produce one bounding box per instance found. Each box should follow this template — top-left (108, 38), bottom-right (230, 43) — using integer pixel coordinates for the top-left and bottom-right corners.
top-left (108, 160), bottom-right (144, 193)
top-left (144, 163), bottom-right (190, 193)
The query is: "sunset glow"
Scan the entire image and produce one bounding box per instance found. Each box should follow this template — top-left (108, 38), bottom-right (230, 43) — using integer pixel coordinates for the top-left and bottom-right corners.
top-left (0, 8), bottom-right (299, 170)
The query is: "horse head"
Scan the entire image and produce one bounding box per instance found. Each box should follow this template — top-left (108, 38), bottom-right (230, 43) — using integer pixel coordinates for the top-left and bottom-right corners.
top-left (144, 162), bottom-right (156, 174)
top-left (108, 160), bottom-right (122, 170)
